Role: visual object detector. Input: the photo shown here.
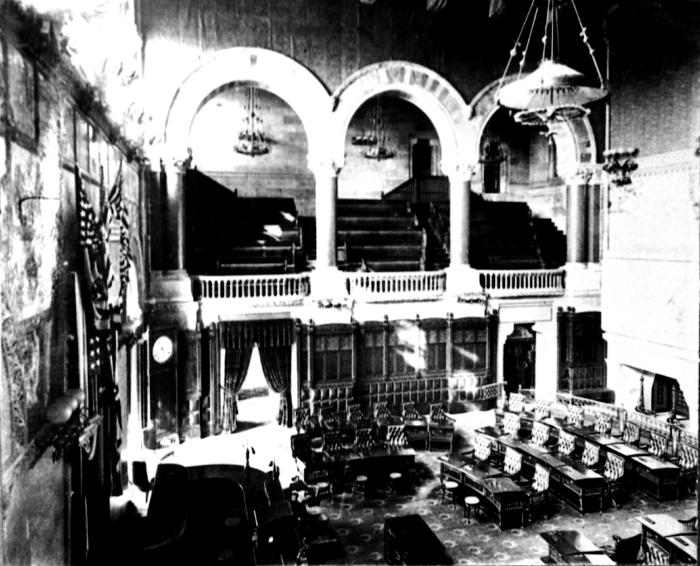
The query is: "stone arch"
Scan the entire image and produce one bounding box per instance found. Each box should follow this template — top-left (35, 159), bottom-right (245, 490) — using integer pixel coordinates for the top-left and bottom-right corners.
top-left (164, 47), bottom-right (331, 166)
top-left (469, 76), bottom-right (597, 179)
top-left (330, 61), bottom-right (474, 176)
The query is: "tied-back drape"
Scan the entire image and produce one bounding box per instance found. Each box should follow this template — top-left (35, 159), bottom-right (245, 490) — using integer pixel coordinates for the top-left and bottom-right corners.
top-left (219, 319), bottom-right (294, 430)
top-left (259, 344), bottom-right (293, 427)
top-left (221, 327), bottom-right (254, 432)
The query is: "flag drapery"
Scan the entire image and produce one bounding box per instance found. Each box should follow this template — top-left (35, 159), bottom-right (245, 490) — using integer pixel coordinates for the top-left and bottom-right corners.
top-left (76, 164), bottom-right (132, 327)
top-left (489, 0), bottom-right (505, 17)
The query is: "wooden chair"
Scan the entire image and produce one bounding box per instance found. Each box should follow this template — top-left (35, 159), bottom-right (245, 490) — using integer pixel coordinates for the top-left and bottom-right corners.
top-left (402, 402), bottom-right (428, 450)
top-left (318, 406), bottom-right (338, 430)
top-left (526, 463), bottom-right (552, 523)
top-left (602, 533), bottom-right (641, 564)
top-left (644, 538), bottom-right (670, 565)
top-left (530, 421), bottom-right (553, 449)
top-left (603, 452), bottom-right (626, 508)
top-left (556, 430), bottom-right (576, 458)
top-left (678, 515), bottom-right (697, 531)
top-left (566, 405), bottom-right (585, 429)
top-left (647, 431), bottom-right (670, 459)
top-left (672, 444), bottom-right (698, 495)
top-left (533, 399), bottom-right (551, 421)
top-left (295, 407), bottom-right (312, 433)
top-left (580, 440), bottom-right (601, 470)
top-left (622, 423), bottom-right (641, 446)
top-left (427, 403), bottom-right (454, 452)
top-left (346, 403), bottom-right (367, 427)
top-left (473, 434), bottom-right (492, 464)
top-left (593, 413), bottom-right (612, 436)
top-left (503, 447), bottom-right (524, 482)
top-left (508, 392), bottom-right (526, 413)
top-left (503, 411), bottom-right (522, 438)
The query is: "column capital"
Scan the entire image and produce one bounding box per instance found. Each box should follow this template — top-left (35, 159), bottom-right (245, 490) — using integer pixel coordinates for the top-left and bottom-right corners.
top-left (308, 154), bottom-right (343, 177)
top-left (442, 160), bottom-right (477, 181)
top-left (566, 164), bottom-right (595, 186)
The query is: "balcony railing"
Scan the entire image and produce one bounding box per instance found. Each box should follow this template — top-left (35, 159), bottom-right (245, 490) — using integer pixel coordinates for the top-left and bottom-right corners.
top-left (192, 267), bottom-right (567, 307)
top-left (193, 274), bottom-right (310, 303)
top-left (345, 270), bottom-right (446, 302)
top-left (479, 268), bottom-right (565, 298)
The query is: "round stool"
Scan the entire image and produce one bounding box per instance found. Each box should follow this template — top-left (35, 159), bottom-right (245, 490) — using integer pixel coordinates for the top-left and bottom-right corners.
top-left (353, 475), bottom-right (368, 496)
top-left (442, 480), bottom-right (459, 508)
top-left (310, 481), bottom-right (331, 502)
top-left (388, 472), bottom-right (402, 495)
top-left (463, 495), bottom-right (481, 523)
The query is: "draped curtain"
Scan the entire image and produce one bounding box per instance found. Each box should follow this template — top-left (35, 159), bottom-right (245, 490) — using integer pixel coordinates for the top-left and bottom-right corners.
top-left (221, 334), bottom-right (253, 433)
top-left (258, 344), bottom-right (293, 427)
top-left (220, 320), bottom-right (293, 431)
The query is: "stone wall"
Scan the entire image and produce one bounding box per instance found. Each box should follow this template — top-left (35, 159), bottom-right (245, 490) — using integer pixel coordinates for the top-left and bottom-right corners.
top-left (0, 19), bottom-right (145, 563)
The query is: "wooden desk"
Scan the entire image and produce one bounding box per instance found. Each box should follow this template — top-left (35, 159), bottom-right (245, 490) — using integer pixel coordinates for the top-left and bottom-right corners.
top-left (604, 443), bottom-right (648, 459)
top-left (540, 530), bottom-right (615, 565)
top-left (667, 534), bottom-right (698, 564)
top-left (583, 433), bottom-right (622, 447)
top-left (550, 463), bottom-right (604, 513)
top-left (630, 456), bottom-right (680, 500)
top-left (636, 513), bottom-right (697, 562)
top-left (438, 457), bottom-right (527, 529)
top-left (384, 514), bottom-right (453, 565)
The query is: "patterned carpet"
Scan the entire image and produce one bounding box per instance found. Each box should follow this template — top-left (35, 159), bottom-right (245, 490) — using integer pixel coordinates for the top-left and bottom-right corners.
top-left (303, 450), bottom-right (696, 565)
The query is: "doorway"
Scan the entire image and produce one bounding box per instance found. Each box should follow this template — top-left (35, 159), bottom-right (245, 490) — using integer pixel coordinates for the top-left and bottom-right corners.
top-left (412, 138), bottom-right (433, 178)
top-left (503, 324), bottom-right (536, 394)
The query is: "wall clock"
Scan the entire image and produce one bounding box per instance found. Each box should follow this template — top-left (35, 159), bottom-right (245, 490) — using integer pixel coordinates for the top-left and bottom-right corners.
top-left (152, 335), bottom-right (174, 364)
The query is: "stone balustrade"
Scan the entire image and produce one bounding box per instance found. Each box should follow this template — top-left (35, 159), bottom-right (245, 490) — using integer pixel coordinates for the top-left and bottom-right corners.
top-left (345, 270), bottom-right (447, 302)
top-left (479, 268), bottom-right (565, 298)
top-left (192, 273), bottom-right (310, 302)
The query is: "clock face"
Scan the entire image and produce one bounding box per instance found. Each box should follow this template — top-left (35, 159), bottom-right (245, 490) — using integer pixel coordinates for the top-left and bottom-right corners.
top-left (152, 335), bottom-right (174, 364)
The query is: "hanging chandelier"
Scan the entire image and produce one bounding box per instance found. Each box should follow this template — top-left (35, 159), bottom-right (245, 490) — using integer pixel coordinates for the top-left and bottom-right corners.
top-left (350, 97), bottom-right (395, 160)
top-left (235, 85), bottom-right (270, 157)
top-left (495, 0), bottom-right (608, 130)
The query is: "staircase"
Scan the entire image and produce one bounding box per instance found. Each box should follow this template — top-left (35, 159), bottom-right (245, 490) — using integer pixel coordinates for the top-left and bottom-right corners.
top-left (337, 199), bottom-right (425, 272)
top-left (532, 217), bottom-right (566, 268)
top-left (185, 170), bottom-right (302, 275)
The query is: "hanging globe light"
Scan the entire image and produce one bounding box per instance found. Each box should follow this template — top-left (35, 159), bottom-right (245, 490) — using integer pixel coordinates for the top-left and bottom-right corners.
top-left (495, 0), bottom-right (608, 130)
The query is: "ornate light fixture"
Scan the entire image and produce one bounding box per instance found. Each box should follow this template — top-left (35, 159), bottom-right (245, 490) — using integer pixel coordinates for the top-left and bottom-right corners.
top-left (235, 86), bottom-right (270, 157)
top-left (351, 97), bottom-right (395, 160)
top-left (495, 0), bottom-right (608, 131)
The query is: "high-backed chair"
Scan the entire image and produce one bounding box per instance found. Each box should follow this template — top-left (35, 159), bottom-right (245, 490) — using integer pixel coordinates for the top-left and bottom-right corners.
top-left (503, 411), bottom-right (522, 438)
top-left (603, 453), bottom-right (626, 508)
top-left (473, 434), bottom-right (492, 464)
top-left (373, 401), bottom-right (393, 426)
top-left (580, 440), bottom-right (601, 470)
top-left (557, 430), bottom-right (576, 458)
top-left (346, 403), bottom-right (366, 427)
top-left (509, 392), bottom-right (526, 413)
top-left (566, 405), bottom-right (584, 429)
top-left (647, 431), bottom-right (670, 459)
top-left (402, 402), bottom-right (428, 450)
top-left (385, 424), bottom-right (408, 447)
top-left (427, 403), bottom-right (454, 451)
top-left (603, 533), bottom-right (642, 564)
top-left (672, 444), bottom-right (698, 495)
top-left (318, 406), bottom-right (338, 430)
top-left (355, 427), bottom-right (374, 450)
top-left (530, 421), bottom-right (552, 449)
top-left (295, 407), bottom-right (312, 433)
top-left (593, 413), bottom-right (612, 436)
top-left (526, 463), bottom-right (552, 522)
top-left (503, 447), bottom-right (523, 481)
top-left (622, 423), bottom-right (641, 446)
top-left (644, 538), bottom-right (670, 565)
top-left (533, 399), bottom-right (551, 421)
top-left (132, 460), bottom-right (153, 503)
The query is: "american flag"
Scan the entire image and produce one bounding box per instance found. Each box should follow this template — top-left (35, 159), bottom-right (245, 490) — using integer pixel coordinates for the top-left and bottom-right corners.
top-left (77, 166), bottom-right (98, 251)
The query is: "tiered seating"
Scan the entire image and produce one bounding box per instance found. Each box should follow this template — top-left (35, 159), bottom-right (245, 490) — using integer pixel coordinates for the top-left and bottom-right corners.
top-left (185, 170), bottom-right (302, 275)
top-left (337, 199), bottom-right (425, 271)
top-left (531, 217), bottom-right (566, 268)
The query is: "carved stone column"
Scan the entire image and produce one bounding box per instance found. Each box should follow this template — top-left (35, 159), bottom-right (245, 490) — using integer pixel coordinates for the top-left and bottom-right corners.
top-left (445, 163), bottom-right (481, 295)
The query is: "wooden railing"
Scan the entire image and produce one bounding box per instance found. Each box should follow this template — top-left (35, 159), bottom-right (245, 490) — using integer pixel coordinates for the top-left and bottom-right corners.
top-left (556, 393), bottom-right (698, 449)
top-left (192, 273), bottom-right (310, 302)
top-left (346, 270), bottom-right (446, 302)
top-left (479, 268), bottom-right (565, 298)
